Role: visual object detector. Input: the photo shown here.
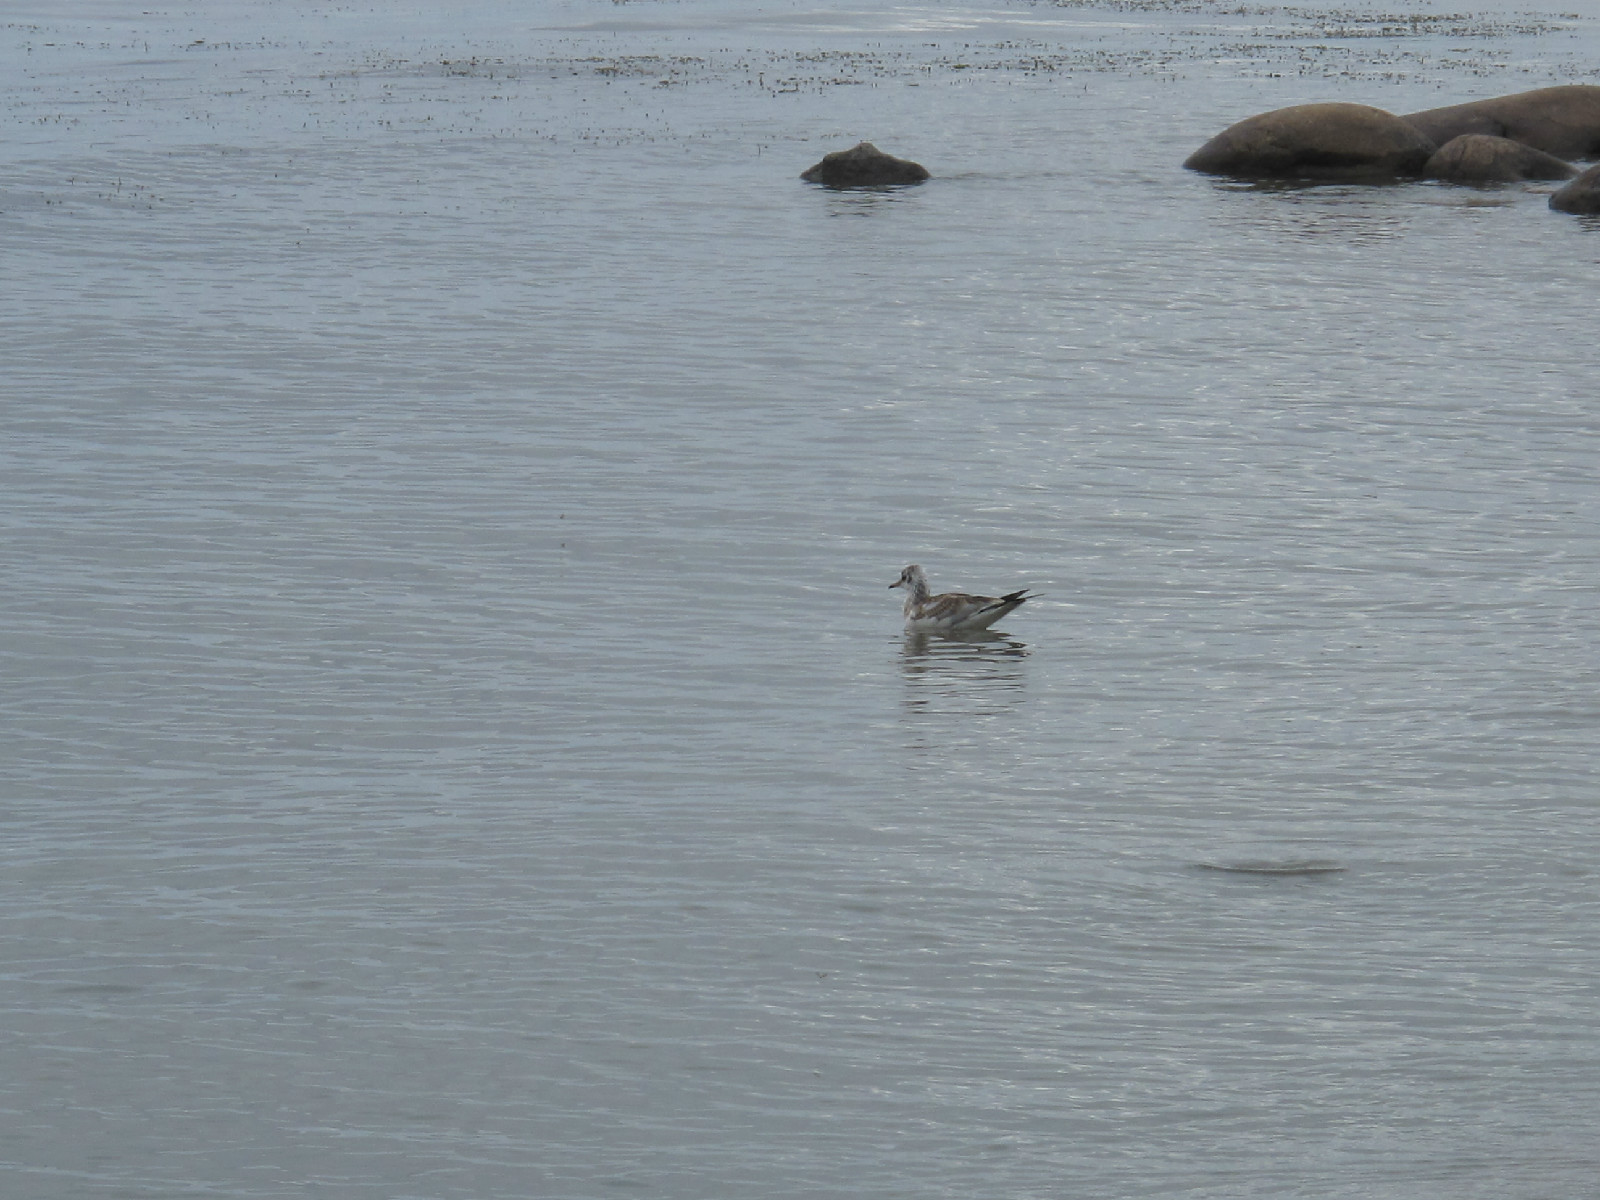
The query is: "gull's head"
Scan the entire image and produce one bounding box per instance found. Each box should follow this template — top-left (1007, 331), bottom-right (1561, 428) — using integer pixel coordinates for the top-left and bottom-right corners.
top-left (890, 564), bottom-right (923, 590)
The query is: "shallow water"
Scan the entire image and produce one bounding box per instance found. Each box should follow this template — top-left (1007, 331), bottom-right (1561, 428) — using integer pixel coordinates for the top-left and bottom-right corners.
top-left (4, 1), bottom-right (1600, 1197)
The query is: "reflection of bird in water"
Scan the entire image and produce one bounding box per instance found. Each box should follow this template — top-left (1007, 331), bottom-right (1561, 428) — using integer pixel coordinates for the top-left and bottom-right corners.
top-left (899, 626), bottom-right (1029, 715)
top-left (901, 628), bottom-right (1030, 662)
top-left (889, 564), bottom-right (1034, 632)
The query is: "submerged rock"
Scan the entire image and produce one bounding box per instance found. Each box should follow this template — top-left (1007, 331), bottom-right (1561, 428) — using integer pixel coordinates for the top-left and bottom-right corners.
top-left (800, 141), bottom-right (929, 187)
top-left (1183, 102), bottom-right (1435, 181)
top-left (1404, 85), bottom-right (1600, 161)
top-left (1549, 163), bottom-right (1600, 214)
top-left (1196, 860), bottom-right (1347, 876)
top-left (1423, 134), bottom-right (1576, 183)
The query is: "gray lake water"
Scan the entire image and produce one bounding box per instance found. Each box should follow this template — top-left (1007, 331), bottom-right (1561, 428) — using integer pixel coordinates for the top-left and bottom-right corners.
top-left (4, 1), bottom-right (1600, 1197)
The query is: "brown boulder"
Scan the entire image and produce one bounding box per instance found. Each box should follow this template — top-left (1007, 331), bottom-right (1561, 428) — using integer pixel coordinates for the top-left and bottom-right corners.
top-left (1404, 86), bottom-right (1600, 161)
top-left (1423, 134), bottom-right (1576, 183)
top-left (1550, 163), bottom-right (1600, 214)
top-left (1183, 103), bottom-right (1436, 180)
top-left (800, 142), bottom-right (929, 187)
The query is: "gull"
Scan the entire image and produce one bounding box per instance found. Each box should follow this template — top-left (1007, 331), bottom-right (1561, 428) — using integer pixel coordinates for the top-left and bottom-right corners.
top-left (889, 564), bottom-right (1034, 632)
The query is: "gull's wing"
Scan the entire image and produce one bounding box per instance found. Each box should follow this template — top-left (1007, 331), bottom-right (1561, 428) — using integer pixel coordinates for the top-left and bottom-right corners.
top-left (914, 589), bottom-right (1034, 630)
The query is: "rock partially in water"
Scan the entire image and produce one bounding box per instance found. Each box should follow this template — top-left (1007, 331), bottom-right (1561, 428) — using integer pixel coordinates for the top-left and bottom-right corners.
top-left (801, 141), bottom-right (929, 188)
top-left (1549, 163), bottom-right (1600, 214)
top-left (1404, 86), bottom-right (1600, 161)
top-left (1183, 103), bottom-right (1436, 181)
top-left (1196, 859), bottom-right (1347, 876)
top-left (1423, 134), bottom-right (1577, 183)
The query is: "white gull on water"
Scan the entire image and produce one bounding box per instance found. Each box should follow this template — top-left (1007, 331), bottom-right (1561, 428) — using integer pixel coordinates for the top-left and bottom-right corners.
top-left (890, 564), bottom-right (1034, 632)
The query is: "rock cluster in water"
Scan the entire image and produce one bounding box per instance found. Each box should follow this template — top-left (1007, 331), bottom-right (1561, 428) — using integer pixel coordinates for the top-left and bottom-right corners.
top-left (1550, 164), bottom-right (1600, 214)
top-left (1181, 85), bottom-right (1600, 215)
top-left (800, 141), bottom-right (930, 188)
top-left (1422, 134), bottom-right (1576, 184)
top-left (1182, 102), bottom-right (1436, 181)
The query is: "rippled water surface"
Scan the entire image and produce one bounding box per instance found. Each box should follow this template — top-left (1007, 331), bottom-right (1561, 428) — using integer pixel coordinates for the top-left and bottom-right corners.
top-left (4, 1), bottom-right (1600, 1197)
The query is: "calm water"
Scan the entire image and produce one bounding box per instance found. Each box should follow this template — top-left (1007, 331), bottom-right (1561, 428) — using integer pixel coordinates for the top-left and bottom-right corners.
top-left (4, 1), bottom-right (1600, 1197)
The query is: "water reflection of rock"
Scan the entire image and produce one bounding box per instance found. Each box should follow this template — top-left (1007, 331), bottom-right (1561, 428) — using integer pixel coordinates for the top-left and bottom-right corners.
top-left (899, 628), bottom-right (1029, 717)
top-left (1218, 183), bottom-right (1416, 244)
top-left (823, 187), bottom-right (924, 218)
